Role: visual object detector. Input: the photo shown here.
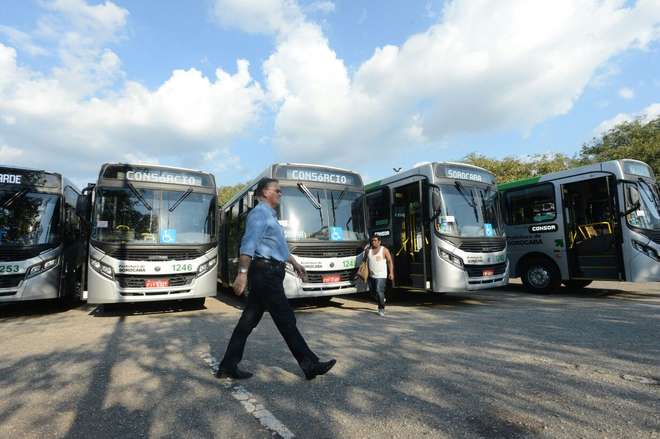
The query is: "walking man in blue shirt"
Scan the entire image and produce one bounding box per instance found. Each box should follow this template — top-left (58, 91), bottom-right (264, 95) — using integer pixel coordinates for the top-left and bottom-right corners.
top-left (216, 178), bottom-right (337, 380)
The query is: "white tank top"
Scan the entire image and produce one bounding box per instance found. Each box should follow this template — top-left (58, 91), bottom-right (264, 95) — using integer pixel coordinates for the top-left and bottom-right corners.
top-left (367, 246), bottom-right (388, 279)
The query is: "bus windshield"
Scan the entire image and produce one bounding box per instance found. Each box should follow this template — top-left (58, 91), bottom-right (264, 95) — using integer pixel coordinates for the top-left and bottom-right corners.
top-left (431, 183), bottom-right (503, 237)
top-left (0, 190), bottom-right (60, 246)
top-left (92, 187), bottom-right (215, 244)
top-left (625, 181), bottom-right (660, 231)
top-left (280, 186), bottom-right (366, 241)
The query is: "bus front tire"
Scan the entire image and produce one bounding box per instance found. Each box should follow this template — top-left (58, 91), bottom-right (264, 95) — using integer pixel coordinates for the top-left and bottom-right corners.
top-left (562, 279), bottom-right (592, 289)
top-left (521, 257), bottom-right (560, 294)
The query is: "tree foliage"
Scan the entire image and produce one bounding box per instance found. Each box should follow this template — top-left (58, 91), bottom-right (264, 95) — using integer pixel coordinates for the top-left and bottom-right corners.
top-left (462, 152), bottom-right (576, 184)
top-left (217, 183), bottom-right (247, 206)
top-left (578, 116), bottom-right (660, 177)
top-left (462, 116), bottom-right (659, 183)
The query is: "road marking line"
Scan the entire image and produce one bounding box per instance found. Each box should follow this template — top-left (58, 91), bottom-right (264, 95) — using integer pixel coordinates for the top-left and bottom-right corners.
top-left (199, 352), bottom-right (295, 439)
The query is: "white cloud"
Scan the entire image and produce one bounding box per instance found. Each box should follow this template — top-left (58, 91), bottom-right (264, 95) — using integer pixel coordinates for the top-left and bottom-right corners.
top-left (212, 0), bottom-right (660, 165)
top-left (211, 0), bottom-right (304, 34)
top-left (0, 25), bottom-right (48, 56)
top-left (595, 102), bottom-right (660, 135)
top-left (0, 1), bottom-right (263, 185)
top-left (304, 1), bottom-right (335, 15)
top-left (215, 0), bottom-right (660, 166)
top-left (618, 86), bottom-right (635, 99)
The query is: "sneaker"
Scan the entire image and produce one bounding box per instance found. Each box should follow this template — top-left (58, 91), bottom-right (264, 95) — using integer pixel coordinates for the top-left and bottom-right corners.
top-left (378, 309), bottom-right (385, 317)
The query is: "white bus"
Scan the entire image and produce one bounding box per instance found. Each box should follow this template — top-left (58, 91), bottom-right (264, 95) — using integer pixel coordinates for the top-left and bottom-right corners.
top-left (219, 163), bottom-right (368, 298)
top-left (79, 163), bottom-right (218, 305)
top-left (0, 166), bottom-right (85, 304)
top-left (499, 159), bottom-right (659, 293)
top-left (366, 162), bottom-right (509, 293)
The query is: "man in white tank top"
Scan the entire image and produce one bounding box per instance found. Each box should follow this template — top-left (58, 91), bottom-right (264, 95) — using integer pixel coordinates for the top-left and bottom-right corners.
top-left (365, 234), bottom-right (394, 316)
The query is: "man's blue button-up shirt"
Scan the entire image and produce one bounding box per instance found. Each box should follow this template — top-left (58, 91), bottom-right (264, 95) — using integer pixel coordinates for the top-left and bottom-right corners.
top-left (240, 201), bottom-right (290, 262)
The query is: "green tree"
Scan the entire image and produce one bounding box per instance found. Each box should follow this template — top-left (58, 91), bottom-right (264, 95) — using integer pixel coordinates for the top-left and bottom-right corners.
top-left (578, 116), bottom-right (660, 176)
top-left (217, 183), bottom-right (247, 206)
top-left (462, 152), bottom-right (576, 184)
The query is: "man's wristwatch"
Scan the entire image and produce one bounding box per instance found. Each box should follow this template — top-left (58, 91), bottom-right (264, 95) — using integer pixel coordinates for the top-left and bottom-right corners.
top-left (239, 267), bottom-right (248, 274)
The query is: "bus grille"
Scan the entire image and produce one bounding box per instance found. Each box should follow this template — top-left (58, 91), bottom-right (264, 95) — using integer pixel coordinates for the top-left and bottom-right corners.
top-left (464, 263), bottom-right (507, 278)
top-left (290, 246), bottom-right (363, 258)
top-left (115, 274), bottom-right (195, 288)
top-left (105, 248), bottom-right (204, 261)
top-left (0, 247), bottom-right (43, 261)
top-left (305, 269), bottom-right (356, 283)
top-left (0, 274), bottom-right (24, 288)
top-left (458, 240), bottom-right (506, 253)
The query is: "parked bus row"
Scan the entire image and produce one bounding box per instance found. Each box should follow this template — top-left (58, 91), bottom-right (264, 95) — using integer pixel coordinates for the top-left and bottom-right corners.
top-left (0, 158), bottom-right (657, 307)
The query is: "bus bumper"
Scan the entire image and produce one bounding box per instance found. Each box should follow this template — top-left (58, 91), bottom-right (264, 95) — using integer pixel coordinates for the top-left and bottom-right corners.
top-left (432, 259), bottom-right (509, 293)
top-left (283, 272), bottom-right (367, 299)
top-left (87, 267), bottom-right (217, 304)
top-left (0, 266), bottom-right (61, 303)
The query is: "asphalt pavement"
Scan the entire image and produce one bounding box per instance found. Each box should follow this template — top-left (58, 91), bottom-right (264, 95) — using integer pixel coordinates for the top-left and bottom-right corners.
top-left (1, 280), bottom-right (658, 438)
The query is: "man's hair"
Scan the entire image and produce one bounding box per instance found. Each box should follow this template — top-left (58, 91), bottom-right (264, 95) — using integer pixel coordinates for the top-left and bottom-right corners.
top-left (255, 177), bottom-right (279, 198)
top-left (370, 233), bottom-right (381, 241)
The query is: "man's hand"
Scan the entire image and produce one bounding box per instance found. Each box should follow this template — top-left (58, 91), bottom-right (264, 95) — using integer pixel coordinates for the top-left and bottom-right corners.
top-left (292, 261), bottom-right (307, 281)
top-left (388, 272), bottom-right (394, 282)
top-left (233, 272), bottom-right (247, 296)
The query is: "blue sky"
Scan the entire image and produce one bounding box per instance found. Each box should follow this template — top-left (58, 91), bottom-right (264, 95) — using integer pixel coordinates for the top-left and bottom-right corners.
top-left (1, 0), bottom-right (659, 187)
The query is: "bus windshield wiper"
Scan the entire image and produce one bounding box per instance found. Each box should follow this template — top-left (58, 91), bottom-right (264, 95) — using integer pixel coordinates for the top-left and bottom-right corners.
top-left (169, 187), bottom-right (193, 212)
top-left (297, 183), bottom-right (322, 210)
top-left (455, 181), bottom-right (479, 221)
top-left (1, 188), bottom-right (28, 209)
top-left (127, 182), bottom-right (152, 211)
top-left (298, 182), bottom-right (324, 227)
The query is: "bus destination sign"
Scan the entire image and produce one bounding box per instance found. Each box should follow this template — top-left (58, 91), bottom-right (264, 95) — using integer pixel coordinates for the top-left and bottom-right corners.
top-left (435, 164), bottom-right (496, 185)
top-left (102, 165), bottom-right (212, 187)
top-left (126, 170), bottom-right (203, 187)
top-left (0, 168), bottom-right (60, 188)
top-left (275, 166), bottom-right (360, 186)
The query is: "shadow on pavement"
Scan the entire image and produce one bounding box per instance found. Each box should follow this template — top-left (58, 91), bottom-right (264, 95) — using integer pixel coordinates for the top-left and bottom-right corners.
top-left (89, 299), bottom-right (207, 317)
top-left (0, 299), bottom-right (81, 318)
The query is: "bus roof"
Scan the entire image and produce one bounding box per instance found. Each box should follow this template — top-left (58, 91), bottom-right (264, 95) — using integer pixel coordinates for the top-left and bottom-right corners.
top-left (98, 163), bottom-right (215, 188)
top-left (221, 162), bottom-right (364, 208)
top-left (497, 159), bottom-right (653, 191)
top-left (0, 165), bottom-right (62, 188)
top-left (366, 161), bottom-right (495, 191)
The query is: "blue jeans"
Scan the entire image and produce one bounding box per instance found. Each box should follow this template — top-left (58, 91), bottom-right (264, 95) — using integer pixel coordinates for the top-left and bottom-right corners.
top-left (368, 277), bottom-right (387, 310)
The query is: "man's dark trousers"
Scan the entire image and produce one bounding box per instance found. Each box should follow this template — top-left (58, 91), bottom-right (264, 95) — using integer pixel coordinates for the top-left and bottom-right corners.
top-left (219, 259), bottom-right (319, 372)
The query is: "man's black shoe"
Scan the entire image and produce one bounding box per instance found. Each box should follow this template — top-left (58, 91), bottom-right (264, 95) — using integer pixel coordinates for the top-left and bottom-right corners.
top-left (215, 367), bottom-right (253, 379)
top-left (304, 359), bottom-right (337, 380)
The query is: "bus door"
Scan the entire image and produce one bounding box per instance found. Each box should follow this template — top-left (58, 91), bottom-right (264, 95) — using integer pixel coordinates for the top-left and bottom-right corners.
top-left (561, 175), bottom-right (623, 280)
top-left (391, 180), bottom-right (430, 289)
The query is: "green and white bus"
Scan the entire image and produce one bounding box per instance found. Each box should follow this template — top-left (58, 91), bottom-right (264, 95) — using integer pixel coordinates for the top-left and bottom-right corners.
top-left (79, 163), bottom-right (218, 305)
top-left (0, 166), bottom-right (85, 304)
top-left (499, 159), bottom-right (659, 293)
top-left (219, 163), bottom-right (368, 298)
top-left (366, 162), bottom-right (508, 293)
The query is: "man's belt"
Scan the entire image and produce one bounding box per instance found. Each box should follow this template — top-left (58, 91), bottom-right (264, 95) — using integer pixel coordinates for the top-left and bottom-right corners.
top-left (252, 257), bottom-right (286, 269)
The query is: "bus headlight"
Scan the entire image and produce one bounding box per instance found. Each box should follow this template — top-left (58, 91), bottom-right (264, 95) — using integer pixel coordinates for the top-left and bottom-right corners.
top-left (197, 257), bottom-right (217, 275)
top-left (26, 256), bottom-right (60, 278)
top-left (632, 240), bottom-right (659, 261)
top-left (90, 257), bottom-right (114, 279)
top-left (437, 247), bottom-right (464, 268)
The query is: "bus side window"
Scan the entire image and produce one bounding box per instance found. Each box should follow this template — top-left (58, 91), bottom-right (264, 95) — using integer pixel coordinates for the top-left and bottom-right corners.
top-left (367, 188), bottom-right (390, 230)
top-left (505, 184), bottom-right (556, 225)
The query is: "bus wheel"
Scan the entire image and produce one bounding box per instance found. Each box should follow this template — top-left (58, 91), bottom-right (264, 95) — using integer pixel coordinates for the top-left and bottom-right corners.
top-left (562, 279), bottom-right (592, 289)
top-left (521, 258), bottom-right (560, 294)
